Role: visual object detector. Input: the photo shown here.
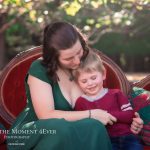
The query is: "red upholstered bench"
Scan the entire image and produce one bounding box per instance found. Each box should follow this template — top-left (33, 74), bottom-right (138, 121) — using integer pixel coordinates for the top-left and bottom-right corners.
top-left (0, 46), bottom-right (149, 149)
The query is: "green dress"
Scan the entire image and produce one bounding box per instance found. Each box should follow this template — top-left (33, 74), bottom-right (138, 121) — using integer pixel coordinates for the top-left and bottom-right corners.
top-left (7, 60), bottom-right (112, 150)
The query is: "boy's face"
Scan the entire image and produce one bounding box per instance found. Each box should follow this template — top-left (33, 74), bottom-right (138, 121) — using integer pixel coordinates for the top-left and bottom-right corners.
top-left (77, 70), bottom-right (106, 96)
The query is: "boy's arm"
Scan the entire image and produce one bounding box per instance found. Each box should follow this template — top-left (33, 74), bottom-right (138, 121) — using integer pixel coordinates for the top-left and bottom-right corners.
top-left (108, 90), bottom-right (135, 124)
top-left (109, 110), bottom-right (134, 123)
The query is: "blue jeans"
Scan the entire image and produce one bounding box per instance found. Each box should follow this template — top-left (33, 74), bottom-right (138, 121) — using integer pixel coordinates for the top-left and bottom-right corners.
top-left (110, 134), bottom-right (143, 150)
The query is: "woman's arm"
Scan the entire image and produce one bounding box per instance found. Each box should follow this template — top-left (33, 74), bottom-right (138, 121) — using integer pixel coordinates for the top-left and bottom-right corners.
top-left (28, 75), bottom-right (116, 125)
top-left (28, 75), bottom-right (89, 121)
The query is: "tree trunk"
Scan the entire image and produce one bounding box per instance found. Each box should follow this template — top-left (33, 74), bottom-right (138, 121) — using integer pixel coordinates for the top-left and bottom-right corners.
top-left (0, 14), bottom-right (7, 70)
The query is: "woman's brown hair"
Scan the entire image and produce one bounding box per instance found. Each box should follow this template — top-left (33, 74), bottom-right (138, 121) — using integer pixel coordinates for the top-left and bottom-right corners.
top-left (42, 21), bottom-right (89, 82)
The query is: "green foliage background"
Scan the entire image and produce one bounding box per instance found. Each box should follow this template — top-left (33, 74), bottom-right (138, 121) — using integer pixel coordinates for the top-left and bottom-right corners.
top-left (0, 0), bottom-right (150, 71)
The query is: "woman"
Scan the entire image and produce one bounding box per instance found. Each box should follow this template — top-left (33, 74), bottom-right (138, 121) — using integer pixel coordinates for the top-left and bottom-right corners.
top-left (7, 22), bottom-right (143, 150)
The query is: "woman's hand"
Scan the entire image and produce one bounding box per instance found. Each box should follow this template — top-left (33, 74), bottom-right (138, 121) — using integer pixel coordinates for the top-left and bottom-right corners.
top-left (91, 109), bottom-right (117, 125)
top-left (130, 112), bottom-right (143, 134)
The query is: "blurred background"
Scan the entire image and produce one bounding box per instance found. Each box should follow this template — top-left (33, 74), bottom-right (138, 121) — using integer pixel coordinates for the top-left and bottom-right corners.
top-left (0, 0), bottom-right (149, 81)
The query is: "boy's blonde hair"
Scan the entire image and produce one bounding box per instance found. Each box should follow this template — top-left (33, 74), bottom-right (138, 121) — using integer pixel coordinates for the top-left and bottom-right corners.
top-left (73, 51), bottom-right (106, 81)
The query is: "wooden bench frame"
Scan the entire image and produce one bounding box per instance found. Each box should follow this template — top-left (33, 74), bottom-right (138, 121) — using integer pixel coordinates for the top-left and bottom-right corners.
top-left (0, 46), bottom-right (149, 150)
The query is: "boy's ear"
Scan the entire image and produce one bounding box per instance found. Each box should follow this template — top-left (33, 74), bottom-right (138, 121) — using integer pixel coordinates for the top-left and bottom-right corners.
top-left (103, 68), bottom-right (106, 80)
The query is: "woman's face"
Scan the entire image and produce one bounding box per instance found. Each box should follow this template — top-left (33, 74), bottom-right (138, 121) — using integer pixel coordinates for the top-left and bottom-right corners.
top-left (58, 40), bottom-right (83, 69)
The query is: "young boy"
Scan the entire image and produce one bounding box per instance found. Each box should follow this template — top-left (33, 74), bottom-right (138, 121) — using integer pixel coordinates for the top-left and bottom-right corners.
top-left (73, 51), bottom-right (143, 150)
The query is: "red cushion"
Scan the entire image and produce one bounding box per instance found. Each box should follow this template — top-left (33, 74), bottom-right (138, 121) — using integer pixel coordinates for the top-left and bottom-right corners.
top-left (0, 131), bottom-right (6, 144)
top-left (0, 47), bottom-right (41, 127)
top-left (3, 55), bottom-right (40, 118)
top-left (144, 145), bottom-right (150, 150)
top-left (0, 46), bottom-right (149, 149)
top-left (104, 65), bottom-right (121, 89)
top-left (0, 143), bottom-right (7, 150)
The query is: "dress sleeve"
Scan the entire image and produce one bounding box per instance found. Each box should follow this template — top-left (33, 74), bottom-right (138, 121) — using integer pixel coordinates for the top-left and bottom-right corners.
top-left (108, 90), bottom-right (135, 124)
top-left (27, 59), bottom-right (53, 84)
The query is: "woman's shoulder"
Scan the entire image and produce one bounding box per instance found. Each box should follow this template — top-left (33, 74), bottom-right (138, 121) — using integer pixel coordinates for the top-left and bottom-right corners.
top-left (30, 58), bottom-right (45, 70)
top-left (28, 58), bottom-right (52, 84)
